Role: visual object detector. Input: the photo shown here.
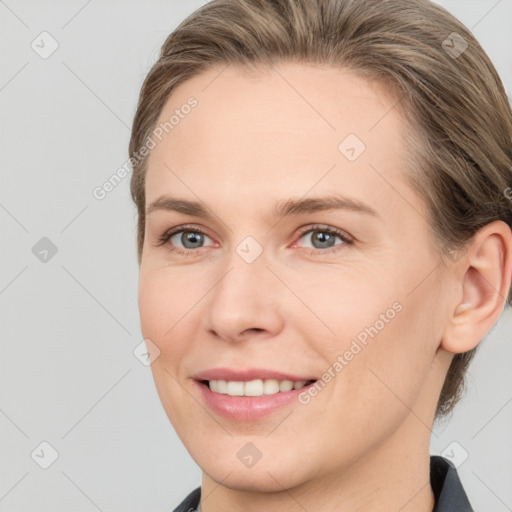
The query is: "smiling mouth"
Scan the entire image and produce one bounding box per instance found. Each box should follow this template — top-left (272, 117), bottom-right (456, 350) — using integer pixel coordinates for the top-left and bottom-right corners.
top-left (201, 378), bottom-right (316, 397)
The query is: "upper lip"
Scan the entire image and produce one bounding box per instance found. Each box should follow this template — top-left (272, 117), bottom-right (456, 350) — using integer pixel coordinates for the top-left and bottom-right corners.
top-left (194, 367), bottom-right (317, 382)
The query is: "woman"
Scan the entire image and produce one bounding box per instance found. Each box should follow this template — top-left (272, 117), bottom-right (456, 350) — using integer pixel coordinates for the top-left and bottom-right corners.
top-left (128, 0), bottom-right (512, 510)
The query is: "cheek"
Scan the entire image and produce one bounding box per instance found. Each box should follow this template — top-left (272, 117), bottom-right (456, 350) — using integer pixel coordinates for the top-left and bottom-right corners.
top-left (137, 268), bottom-right (194, 371)
top-left (303, 266), bottom-right (401, 360)
top-left (138, 269), bottom-right (195, 428)
top-left (138, 266), bottom-right (194, 337)
top-left (342, 299), bottom-right (436, 426)
top-left (316, 280), bottom-right (437, 434)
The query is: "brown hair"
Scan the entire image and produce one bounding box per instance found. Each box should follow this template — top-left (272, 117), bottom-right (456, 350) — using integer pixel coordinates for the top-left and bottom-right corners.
top-left (129, 0), bottom-right (512, 421)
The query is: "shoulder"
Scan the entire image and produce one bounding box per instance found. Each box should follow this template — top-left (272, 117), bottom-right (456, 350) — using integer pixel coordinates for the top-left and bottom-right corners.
top-left (430, 455), bottom-right (474, 512)
top-left (171, 487), bottom-right (201, 512)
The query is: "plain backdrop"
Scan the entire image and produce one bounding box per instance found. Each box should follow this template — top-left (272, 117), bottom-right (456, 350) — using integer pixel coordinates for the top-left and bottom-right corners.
top-left (1, 1), bottom-right (511, 510)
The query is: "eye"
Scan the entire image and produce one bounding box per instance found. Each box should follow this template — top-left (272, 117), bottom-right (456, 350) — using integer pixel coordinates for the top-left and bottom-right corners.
top-left (156, 225), bottom-right (216, 256)
top-left (155, 223), bottom-right (354, 257)
top-left (294, 224), bottom-right (354, 254)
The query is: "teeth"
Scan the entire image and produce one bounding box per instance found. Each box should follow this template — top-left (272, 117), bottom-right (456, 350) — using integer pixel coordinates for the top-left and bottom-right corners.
top-left (227, 381), bottom-right (244, 396)
top-left (208, 379), bottom-right (312, 397)
top-left (279, 380), bottom-right (294, 392)
top-left (263, 379), bottom-right (279, 395)
top-left (244, 379), bottom-right (264, 396)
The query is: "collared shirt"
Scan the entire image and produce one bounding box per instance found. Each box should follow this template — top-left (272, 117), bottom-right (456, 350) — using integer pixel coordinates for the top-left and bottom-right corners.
top-left (172, 455), bottom-right (474, 512)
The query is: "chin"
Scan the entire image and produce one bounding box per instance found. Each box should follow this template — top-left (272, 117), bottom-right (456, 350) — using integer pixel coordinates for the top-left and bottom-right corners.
top-left (190, 442), bottom-right (317, 492)
top-left (203, 462), bottom-right (310, 493)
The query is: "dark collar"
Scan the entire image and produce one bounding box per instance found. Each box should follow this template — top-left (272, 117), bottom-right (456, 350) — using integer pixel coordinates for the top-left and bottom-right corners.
top-left (172, 456), bottom-right (474, 512)
top-left (431, 455), bottom-right (474, 511)
top-left (173, 486), bottom-right (200, 512)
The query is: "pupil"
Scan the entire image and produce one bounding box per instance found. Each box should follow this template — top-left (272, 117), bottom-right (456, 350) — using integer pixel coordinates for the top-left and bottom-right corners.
top-left (182, 232), bottom-right (203, 249)
top-left (313, 231), bottom-right (335, 249)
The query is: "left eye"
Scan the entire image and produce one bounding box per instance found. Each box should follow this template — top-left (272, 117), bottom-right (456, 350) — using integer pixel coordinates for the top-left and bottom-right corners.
top-left (295, 227), bottom-right (353, 251)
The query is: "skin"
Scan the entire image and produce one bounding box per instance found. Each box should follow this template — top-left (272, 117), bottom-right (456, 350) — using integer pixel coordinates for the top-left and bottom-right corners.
top-left (137, 62), bottom-right (512, 512)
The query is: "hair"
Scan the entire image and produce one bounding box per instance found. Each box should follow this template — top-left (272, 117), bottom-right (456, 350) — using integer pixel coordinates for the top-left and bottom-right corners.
top-left (129, 0), bottom-right (512, 421)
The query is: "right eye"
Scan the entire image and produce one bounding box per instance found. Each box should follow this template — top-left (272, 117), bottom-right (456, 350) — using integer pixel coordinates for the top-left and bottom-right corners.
top-left (156, 225), bottom-right (216, 256)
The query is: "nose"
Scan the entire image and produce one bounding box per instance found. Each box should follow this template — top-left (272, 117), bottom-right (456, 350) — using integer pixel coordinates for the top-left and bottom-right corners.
top-left (204, 251), bottom-right (285, 344)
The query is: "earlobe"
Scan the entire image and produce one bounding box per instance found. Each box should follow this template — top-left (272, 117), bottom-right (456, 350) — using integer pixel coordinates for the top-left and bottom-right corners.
top-left (441, 220), bottom-right (512, 354)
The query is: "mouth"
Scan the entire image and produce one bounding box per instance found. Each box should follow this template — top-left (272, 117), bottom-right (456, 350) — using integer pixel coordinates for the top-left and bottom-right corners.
top-left (201, 378), bottom-right (316, 397)
top-left (195, 377), bottom-right (318, 421)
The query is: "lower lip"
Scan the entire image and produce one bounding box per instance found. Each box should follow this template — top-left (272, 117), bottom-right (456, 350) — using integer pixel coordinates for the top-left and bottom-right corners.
top-left (195, 380), bottom-right (317, 421)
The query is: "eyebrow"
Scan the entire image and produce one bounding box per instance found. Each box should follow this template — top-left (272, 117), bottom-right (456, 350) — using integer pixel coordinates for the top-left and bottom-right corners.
top-left (146, 194), bottom-right (379, 219)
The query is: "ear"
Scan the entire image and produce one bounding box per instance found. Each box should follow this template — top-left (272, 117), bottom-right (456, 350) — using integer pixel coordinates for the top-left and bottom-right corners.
top-left (442, 220), bottom-right (512, 354)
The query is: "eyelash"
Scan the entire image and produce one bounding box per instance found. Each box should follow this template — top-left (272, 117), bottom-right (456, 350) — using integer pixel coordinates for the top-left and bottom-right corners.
top-left (155, 223), bottom-right (354, 257)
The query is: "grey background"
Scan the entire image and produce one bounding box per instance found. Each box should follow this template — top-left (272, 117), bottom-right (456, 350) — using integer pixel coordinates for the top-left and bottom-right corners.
top-left (0, 1), bottom-right (511, 510)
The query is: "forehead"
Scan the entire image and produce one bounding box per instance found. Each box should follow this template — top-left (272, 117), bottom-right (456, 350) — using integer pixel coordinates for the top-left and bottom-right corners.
top-left (145, 62), bottom-right (415, 219)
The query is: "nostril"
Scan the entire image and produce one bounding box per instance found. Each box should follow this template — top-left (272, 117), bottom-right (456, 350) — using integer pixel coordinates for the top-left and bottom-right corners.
top-left (244, 328), bottom-right (264, 334)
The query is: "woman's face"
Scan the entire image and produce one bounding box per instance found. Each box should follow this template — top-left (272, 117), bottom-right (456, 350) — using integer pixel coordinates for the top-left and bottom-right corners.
top-left (138, 63), bottom-right (453, 491)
